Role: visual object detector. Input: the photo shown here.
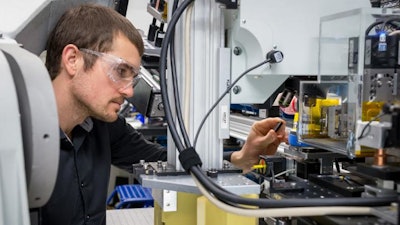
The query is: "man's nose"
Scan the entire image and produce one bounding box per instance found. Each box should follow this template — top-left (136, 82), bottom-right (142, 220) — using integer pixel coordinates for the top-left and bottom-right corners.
top-left (120, 86), bottom-right (134, 98)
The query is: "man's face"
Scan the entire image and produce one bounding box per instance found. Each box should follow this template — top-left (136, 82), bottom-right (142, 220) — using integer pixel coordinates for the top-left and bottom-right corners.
top-left (72, 34), bottom-right (141, 122)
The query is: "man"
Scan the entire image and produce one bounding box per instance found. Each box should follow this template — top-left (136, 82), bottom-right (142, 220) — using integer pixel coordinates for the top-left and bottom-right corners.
top-left (42, 3), bottom-right (287, 225)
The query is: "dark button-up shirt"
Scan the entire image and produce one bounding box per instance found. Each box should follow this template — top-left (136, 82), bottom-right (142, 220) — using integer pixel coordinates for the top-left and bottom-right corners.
top-left (41, 116), bottom-right (167, 225)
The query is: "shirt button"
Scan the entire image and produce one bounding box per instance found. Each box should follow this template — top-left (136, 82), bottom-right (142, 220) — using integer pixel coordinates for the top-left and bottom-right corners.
top-left (86, 215), bottom-right (90, 220)
top-left (81, 182), bottom-right (84, 187)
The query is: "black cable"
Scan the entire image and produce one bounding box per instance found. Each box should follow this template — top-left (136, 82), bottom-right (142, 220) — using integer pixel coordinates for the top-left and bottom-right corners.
top-left (190, 165), bottom-right (393, 208)
top-left (365, 20), bottom-right (386, 35)
top-left (159, 0), bottom-right (195, 152)
top-left (169, 0), bottom-right (192, 148)
top-left (365, 19), bottom-right (399, 35)
top-left (193, 59), bottom-right (269, 147)
top-left (357, 112), bottom-right (386, 140)
top-left (172, 0), bottom-right (180, 10)
top-left (381, 17), bottom-right (400, 34)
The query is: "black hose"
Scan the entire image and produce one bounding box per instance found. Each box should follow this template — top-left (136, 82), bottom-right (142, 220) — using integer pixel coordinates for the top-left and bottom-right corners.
top-left (159, 0), bottom-right (195, 152)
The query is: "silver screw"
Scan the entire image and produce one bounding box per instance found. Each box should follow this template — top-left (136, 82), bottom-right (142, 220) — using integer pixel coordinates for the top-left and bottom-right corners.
top-left (232, 86), bottom-right (241, 94)
top-left (233, 47), bottom-right (242, 55)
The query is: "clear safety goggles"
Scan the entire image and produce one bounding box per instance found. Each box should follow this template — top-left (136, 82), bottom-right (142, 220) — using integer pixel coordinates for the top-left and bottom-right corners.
top-left (80, 48), bottom-right (141, 90)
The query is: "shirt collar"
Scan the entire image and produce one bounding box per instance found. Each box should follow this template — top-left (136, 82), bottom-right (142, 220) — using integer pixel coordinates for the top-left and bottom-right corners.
top-left (79, 117), bottom-right (93, 132)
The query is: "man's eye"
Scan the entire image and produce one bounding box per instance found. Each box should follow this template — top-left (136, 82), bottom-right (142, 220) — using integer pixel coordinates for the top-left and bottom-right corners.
top-left (115, 64), bottom-right (131, 78)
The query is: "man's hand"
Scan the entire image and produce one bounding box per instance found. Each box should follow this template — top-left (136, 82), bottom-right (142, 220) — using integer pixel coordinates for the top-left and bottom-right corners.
top-left (230, 117), bottom-right (288, 173)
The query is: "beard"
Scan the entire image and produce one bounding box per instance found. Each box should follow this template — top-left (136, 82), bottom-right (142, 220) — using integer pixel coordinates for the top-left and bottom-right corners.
top-left (89, 103), bottom-right (120, 122)
top-left (71, 70), bottom-right (123, 123)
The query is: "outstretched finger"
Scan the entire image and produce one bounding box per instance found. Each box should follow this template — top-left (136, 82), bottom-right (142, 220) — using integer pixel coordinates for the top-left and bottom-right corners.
top-left (252, 118), bottom-right (285, 135)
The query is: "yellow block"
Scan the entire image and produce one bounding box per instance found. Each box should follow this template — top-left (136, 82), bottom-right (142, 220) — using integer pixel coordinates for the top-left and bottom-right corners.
top-left (197, 194), bottom-right (258, 225)
top-left (154, 192), bottom-right (199, 225)
top-left (154, 192), bottom-right (259, 225)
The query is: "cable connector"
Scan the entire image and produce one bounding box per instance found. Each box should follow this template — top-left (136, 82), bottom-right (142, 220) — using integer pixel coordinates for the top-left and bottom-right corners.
top-left (178, 147), bottom-right (202, 173)
top-left (382, 102), bottom-right (400, 114)
top-left (266, 50), bottom-right (284, 63)
top-left (215, 0), bottom-right (238, 9)
top-left (147, 18), bottom-right (158, 42)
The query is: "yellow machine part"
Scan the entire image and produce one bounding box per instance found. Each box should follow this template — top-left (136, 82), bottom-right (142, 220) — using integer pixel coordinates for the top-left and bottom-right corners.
top-left (154, 192), bottom-right (258, 225)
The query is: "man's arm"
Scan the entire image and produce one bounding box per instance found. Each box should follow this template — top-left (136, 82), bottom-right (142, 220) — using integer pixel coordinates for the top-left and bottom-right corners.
top-left (228, 117), bottom-right (287, 173)
top-left (108, 116), bottom-right (167, 168)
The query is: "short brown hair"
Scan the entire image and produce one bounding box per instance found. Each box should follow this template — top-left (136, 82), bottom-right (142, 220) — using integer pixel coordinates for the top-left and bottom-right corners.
top-left (45, 3), bottom-right (144, 80)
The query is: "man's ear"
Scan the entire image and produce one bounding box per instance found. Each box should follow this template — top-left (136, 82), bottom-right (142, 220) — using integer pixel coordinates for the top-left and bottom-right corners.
top-left (61, 44), bottom-right (81, 77)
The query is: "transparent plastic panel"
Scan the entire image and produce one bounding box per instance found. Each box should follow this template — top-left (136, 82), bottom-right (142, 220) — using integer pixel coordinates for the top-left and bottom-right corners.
top-left (298, 80), bottom-right (356, 156)
top-left (300, 8), bottom-right (400, 157)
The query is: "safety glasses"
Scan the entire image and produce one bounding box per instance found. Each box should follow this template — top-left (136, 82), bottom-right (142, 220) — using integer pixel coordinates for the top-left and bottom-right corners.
top-left (80, 48), bottom-right (141, 90)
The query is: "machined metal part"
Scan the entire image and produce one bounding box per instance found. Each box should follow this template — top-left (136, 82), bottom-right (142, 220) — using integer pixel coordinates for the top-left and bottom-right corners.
top-left (363, 69), bottom-right (398, 102)
top-left (262, 176), bottom-right (342, 199)
top-left (356, 121), bottom-right (392, 149)
top-left (132, 160), bottom-right (242, 183)
top-left (229, 113), bottom-right (260, 140)
top-left (128, 66), bottom-right (164, 118)
top-left (264, 217), bottom-right (291, 225)
top-left (308, 174), bottom-right (366, 197)
top-left (370, 204), bottom-right (399, 225)
top-left (327, 104), bottom-right (348, 139)
top-left (141, 173), bottom-right (260, 195)
top-left (282, 146), bottom-right (344, 175)
top-left (362, 185), bottom-right (398, 198)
